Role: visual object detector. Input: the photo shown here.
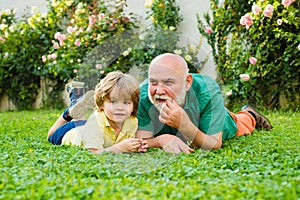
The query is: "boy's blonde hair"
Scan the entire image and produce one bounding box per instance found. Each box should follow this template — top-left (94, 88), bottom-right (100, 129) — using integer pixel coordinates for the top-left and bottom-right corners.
top-left (94, 71), bottom-right (140, 116)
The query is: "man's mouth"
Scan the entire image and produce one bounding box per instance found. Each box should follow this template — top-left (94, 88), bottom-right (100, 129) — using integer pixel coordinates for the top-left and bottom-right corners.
top-left (156, 98), bottom-right (167, 103)
top-left (154, 95), bottom-right (172, 103)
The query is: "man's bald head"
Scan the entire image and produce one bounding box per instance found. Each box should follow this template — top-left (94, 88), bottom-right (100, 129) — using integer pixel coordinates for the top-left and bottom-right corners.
top-left (149, 53), bottom-right (189, 76)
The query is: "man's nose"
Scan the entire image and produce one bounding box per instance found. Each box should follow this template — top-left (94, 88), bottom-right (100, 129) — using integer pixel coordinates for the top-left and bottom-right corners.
top-left (155, 84), bottom-right (166, 95)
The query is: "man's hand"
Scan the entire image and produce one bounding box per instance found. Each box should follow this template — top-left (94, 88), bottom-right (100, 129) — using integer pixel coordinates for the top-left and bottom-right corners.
top-left (137, 139), bottom-right (148, 153)
top-left (156, 134), bottom-right (194, 154)
top-left (159, 100), bottom-right (191, 131)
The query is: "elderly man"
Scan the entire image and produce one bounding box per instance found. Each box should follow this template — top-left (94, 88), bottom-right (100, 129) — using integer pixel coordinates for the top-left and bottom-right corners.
top-left (136, 53), bottom-right (272, 154)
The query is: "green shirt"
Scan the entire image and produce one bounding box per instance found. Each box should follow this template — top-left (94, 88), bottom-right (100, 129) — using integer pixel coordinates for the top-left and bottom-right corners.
top-left (137, 73), bottom-right (237, 141)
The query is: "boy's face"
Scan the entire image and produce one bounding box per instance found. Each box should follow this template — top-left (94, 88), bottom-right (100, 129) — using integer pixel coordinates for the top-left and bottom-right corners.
top-left (102, 97), bottom-right (133, 127)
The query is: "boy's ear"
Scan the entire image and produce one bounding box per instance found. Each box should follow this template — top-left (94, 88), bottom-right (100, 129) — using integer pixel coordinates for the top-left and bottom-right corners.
top-left (98, 104), bottom-right (104, 111)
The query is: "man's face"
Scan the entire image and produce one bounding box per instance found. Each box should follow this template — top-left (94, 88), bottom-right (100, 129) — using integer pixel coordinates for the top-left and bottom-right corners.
top-left (148, 64), bottom-right (187, 111)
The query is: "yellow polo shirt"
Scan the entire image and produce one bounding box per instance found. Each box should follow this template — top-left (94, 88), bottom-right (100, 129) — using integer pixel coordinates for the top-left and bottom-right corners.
top-left (61, 111), bottom-right (137, 150)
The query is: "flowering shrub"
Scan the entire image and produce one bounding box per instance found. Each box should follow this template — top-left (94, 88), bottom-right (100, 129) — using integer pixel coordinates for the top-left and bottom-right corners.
top-left (43, 0), bottom-right (137, 89)
top-left (110, 0), bottom-right (205, 80)
top-left (1, 0), bottom-right (207, 109)
top-left (198, 0), bottom-right (299, 109)
top-left (0, 7), bottom-right (59, 109)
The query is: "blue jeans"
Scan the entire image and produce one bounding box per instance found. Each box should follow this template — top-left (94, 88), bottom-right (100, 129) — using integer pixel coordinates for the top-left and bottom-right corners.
top-left (48, 120), bottom-right (87, 145)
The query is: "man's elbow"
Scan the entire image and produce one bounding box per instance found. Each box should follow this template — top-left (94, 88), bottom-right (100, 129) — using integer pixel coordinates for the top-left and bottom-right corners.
top-left (212, 139), bottom-right (222, 150)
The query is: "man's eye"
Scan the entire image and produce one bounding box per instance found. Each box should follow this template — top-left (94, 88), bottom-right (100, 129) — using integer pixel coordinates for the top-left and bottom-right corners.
top-left (165, 80), bottom-right (173, 85)
top-left (149, 81), bottom-right (157, 85)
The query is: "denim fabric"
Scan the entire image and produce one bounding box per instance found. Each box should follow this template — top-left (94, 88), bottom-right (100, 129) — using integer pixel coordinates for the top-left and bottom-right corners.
top-left (48, 120), bottom-right (87, 145)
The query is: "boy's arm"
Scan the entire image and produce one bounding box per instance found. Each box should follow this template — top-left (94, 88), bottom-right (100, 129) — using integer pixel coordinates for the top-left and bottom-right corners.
top-left (88, 138), bottom-right (148, 154)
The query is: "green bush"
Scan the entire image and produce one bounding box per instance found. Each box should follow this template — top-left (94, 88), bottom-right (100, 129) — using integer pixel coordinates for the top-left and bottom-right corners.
top-left (0, 8), bottom-right (58, 109)
top-left (0, 0), bottom-right (207, 110)
top-left (198, 0), bottom-right (300, 110)
top-left (0, 0), bottom-right (138, 109)
top-left (111, 0), bottom-right (205, 80)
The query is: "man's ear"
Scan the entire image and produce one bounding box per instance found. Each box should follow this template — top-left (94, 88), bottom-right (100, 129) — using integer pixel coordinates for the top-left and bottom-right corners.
top-left (185, 74), bottom-right (193, 91)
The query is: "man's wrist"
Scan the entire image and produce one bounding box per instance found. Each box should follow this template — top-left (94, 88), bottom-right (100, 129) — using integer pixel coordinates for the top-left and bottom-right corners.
top-left (180, 124), bottom-right (198, 143)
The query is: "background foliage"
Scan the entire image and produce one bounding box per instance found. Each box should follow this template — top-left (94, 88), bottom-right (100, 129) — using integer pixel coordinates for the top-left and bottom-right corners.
top-left (0, 8), bottom-right (58, 109)
top-left (198, 0), bottom-right (300, 110)
top-left (0, 0), bottom-right (205, 110)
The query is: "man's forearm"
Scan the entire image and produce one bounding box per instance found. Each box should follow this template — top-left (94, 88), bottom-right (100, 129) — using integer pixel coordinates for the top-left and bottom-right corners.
top-left (180, 123), bottom-right (223, 150)
top-left (191, 130), bottom-right (222, 150)
top-left (144, 137), bottom-right (161, 148)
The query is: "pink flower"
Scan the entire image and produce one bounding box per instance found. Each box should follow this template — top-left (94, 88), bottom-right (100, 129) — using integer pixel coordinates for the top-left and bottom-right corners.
top-left (50, 54), bottom-right (57, 59)
top-left (53, 42), bottom-right (59, 49)
top-left (42, 55), bottom-right (47, 62)
top-left (240, 13), bottom-right (253, 29)
top-left (99, 13), bottom-right (105, 19)
top-left (54, 32), bottom-right (67, 46)
top-left (252, 5), bottom-right (261, 15)
top-left (298, 44), bottom-right (300, 51)
top-left (282, 0), bottom-right (295, 7)
top-left (205, 27), bottom-right (213, 34)
top-left (249, 57), bottom-right (257, 64)
top-left (67, 26), bottom-right (77, 34)
top-left (226, 90), bottom-right (233, 97)
top-left (239, 74), bottom-right (250, 81)
top-left (74, 39), bottom-right (81, 46)
top-left (277, 19), bottom-right (283, 25)
top-left (0, 37), bottom-right (5, 43)
top-left (54, 32), bottom-right (61, 40)
top-left (76, 27), bottom-right (84, 35)
top-left (59, 40), bottom-right (65, 47)
top-left (88, 15), bottom-right (97, 28)
top-left (263, 4), bottom-right (274, 18)
top-left (60, 34), bottom-right (67, 41)
top-left (95, 64), bottom-right (102, 69)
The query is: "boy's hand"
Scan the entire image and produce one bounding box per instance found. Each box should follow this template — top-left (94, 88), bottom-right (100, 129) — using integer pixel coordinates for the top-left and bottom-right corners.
top-left (115, 138), bottom-right (148, 153)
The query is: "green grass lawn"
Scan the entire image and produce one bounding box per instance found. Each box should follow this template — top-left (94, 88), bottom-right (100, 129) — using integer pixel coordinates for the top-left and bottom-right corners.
top-left (0, 109), bottom-right (299, 199)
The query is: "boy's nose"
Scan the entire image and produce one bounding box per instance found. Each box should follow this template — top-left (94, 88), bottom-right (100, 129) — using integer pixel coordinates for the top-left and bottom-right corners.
top-left (114, 103), bottom-right (124, 109)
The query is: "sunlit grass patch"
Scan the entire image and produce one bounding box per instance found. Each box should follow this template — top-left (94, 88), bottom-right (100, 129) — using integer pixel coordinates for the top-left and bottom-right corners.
top-left (0, 110), bottom-right (299, 199)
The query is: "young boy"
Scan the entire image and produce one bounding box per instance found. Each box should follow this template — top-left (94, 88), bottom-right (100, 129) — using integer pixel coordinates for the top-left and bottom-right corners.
top-left (47, 71), bottom-right (147, 153)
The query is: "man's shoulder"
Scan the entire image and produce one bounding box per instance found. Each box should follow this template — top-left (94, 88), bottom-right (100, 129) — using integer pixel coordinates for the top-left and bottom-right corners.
top-left (191, 73), bottom-right (215, 82)
top-left (190, 73), bottom-right (218, 89)
top-left (139, 79), bottom-right (149, 99)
